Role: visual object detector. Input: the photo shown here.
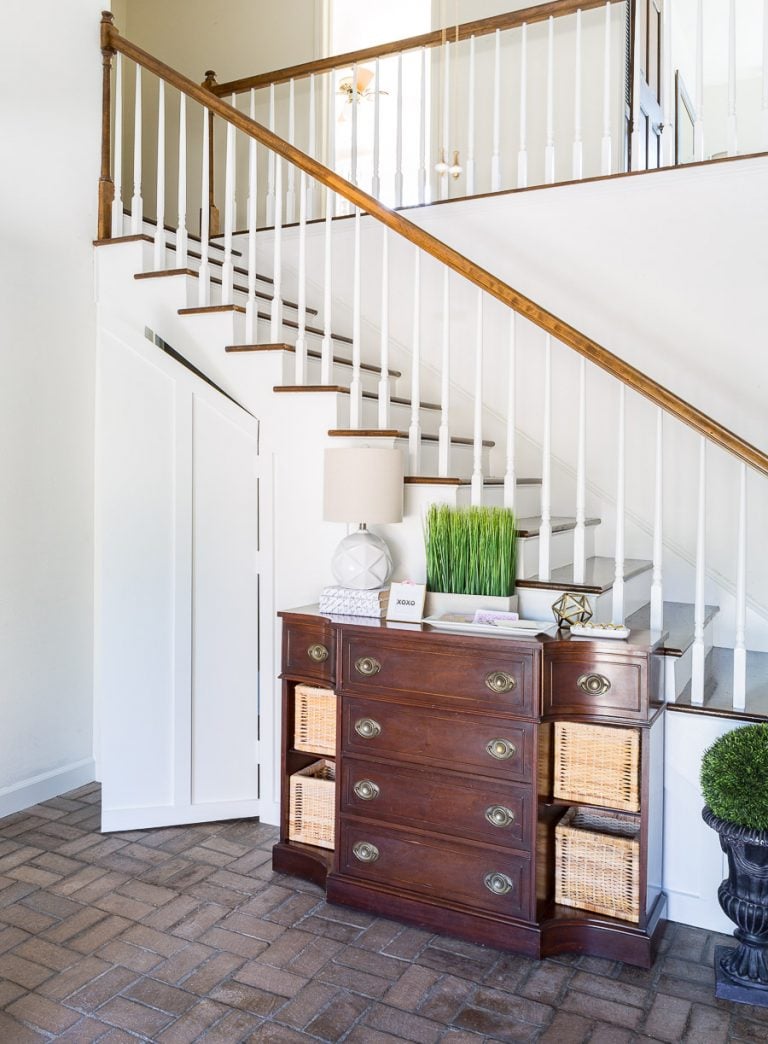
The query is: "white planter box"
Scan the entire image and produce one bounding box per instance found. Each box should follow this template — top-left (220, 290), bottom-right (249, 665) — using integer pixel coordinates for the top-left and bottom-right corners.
top-left (424, 592), bottom-right (518, 618)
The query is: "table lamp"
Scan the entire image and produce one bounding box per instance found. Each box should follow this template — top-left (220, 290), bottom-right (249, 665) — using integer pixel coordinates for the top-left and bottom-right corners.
top-left (323, 447), bottom-right (404, 589)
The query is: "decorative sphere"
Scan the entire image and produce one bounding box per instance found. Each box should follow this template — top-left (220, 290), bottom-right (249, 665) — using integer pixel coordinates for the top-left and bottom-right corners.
top-left (552, 593), bottom-right (593, 628)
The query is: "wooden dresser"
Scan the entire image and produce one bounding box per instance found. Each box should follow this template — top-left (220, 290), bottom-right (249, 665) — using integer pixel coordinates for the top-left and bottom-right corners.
top-left (274, 608), bottom-right (666, 968)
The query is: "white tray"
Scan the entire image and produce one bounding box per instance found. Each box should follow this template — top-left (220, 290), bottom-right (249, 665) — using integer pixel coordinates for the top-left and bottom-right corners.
top-left (423, 615), bottom-right (558, 638)
top-left (569, 623), bottom-right (630, 640)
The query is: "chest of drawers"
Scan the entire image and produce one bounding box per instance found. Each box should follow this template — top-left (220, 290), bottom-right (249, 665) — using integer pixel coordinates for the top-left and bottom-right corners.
top-left (275, 609), bottom-right (666, 967)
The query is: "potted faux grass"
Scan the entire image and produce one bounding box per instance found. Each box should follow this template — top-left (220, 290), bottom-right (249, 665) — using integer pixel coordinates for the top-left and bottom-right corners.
top-left (701, 723), bottom-right (768, 1006)
top-left (423, 504), bottom-right (518, 617)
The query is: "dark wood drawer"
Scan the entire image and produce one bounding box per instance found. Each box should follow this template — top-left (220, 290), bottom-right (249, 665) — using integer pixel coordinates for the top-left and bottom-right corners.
top-left (342, 697), bottom-right (535, 783)
top-left (341, 755), bottom-right (532, 850)
top-left (338, 819), bottom-right (533, 920)
top-left (543, 646), bottom-right (648, 720)
top-left (339, 630), bottom-right (537, 716)
top-left (283, 618), bottom-right (335, 684)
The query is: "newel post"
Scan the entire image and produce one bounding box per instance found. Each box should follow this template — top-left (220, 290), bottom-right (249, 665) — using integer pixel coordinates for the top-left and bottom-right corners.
top-left (202, 70), bottom-right (221, 236)
top-left (98, 11), bottom-right (116, 240)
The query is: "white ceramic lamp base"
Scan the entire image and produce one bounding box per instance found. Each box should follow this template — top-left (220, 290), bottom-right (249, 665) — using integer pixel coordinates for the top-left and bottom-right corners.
top-left (331, 528), bottom-right (393, 590)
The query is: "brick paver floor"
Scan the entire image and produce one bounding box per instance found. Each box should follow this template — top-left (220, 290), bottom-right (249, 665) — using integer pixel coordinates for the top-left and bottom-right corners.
top-left (0, 785), bottom-right (766, 1042)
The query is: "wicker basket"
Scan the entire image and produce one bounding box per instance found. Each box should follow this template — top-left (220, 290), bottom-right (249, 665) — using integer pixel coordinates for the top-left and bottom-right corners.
top-left (289, 759), bottom-right (336, 850)
top-left (553, 721), bottom-right (640, 812)
top-left (555, 806), bottom-right (640, 922)
top-left (294, 685), bottom-right (337, 757)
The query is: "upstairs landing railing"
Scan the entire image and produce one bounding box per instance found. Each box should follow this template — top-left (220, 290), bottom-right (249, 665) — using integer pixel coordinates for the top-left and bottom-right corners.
top-left (98, 13), bottom-right (768, 713)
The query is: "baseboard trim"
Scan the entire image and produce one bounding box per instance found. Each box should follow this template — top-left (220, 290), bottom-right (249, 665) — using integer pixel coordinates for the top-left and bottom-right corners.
top-left (101, 799), bottom-right (263, 833)
top-left (0, 759), bottom-right (96, 819)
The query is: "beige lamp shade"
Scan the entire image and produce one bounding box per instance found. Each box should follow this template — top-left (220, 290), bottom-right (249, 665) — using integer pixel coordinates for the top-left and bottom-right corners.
top-left (323, 448), bottom-right (404, 524)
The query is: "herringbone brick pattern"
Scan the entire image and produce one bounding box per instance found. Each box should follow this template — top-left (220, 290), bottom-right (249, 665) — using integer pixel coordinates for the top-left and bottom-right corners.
top-left (0, 786), bottom-right (765, 1041)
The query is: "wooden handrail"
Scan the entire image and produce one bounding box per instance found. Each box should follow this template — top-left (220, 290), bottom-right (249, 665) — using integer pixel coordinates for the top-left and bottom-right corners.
top-left (102, 19), bottom-right (768, 478)
top-left (212, 0), bottom-right (626, 96)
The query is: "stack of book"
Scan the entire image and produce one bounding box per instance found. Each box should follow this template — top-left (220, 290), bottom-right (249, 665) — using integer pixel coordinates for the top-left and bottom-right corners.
top-left (318, 586), bottom-right (389, 619)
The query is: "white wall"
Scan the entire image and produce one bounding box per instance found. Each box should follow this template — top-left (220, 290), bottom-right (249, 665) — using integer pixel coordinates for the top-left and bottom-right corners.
top-left (0, 0), bottom-right (104, 814)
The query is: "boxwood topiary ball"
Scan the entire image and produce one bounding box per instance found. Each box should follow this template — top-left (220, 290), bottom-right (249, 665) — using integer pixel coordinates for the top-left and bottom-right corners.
top-left (700, 724), bottom-right (768, 832)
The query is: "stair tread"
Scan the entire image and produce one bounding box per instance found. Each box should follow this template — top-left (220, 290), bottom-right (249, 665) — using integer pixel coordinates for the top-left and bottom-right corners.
top-left (328, 429), bottom-right (495, 448)
top-left (670, 646), bottom-right (768, 721)
top-left (225, 344), bottom-right (401, 378)
top-left (456, 476), bottom-right (542, 487)
top-left (180, 309), bottom-right (353, 344)
top-left (514, 516), bottom-right (600, 539)
top-left (516, 556), bottom-right (652, 594)
top-left (626, 600), bottom-right (720, 657)
top-left (126, 211), bottom-right (243, 256)
top-left (165, 241), bottom-right (276, 285)
top-left (272, 386), bottom-right (441, 410)
top-left (134, 269), bottom-right (317, 315)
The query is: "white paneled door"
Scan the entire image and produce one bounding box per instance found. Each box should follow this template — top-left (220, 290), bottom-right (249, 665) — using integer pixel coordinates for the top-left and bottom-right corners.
top-left (96, 328), bottom-right (270, 832)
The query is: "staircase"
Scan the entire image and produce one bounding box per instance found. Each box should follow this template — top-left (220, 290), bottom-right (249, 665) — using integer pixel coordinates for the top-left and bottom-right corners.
top-left (94, 11), bottom-right (768, 935)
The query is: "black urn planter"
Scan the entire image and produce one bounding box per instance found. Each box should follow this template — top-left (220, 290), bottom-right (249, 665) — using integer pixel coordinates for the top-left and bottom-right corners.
top-left (703, 806), bottom-right (768, 1006)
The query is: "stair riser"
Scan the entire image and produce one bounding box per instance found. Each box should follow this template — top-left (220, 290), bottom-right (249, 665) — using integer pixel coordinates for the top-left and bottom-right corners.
top-left (457, 482), bottom-right (541, 518)
top-left (360, 397), bottom-right (440, 436)
top-left (517, 567), bottom-right (652, 624)
top-left (411, 442), bottom-right (493, 481)
top-left (516, 527), bottom-right (596, 581)
top-left (666, 619), bottom-right (716, 702)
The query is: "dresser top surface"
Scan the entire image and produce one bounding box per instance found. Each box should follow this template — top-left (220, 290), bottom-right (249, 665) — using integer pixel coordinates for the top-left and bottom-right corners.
top-left (279, 606), bottom-right (665, 654)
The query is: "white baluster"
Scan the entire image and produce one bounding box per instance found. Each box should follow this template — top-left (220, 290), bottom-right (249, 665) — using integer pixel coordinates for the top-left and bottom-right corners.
top-left (378, 228), bottom-right (391, 428)
top-left (471, 290), bottom-right (484, 506)
top-left (694, 0), bottom-right (705, 160)
top-left (612, 384), bottom-right (626, 624)
top-left (245, 91), bottom-right (258, 344)
top-left (727, 0), bottom-right (738, 155)
top-left (221, 113), bottom-right (235, 303)
top-left (153, 79), bottom-right (166, 269)
top-left (733, 462), bottom-right (748, 711)
top-left (466, 36), bottom-right (476, 196)
top-left (650, 408), bottom-right (664, 632)
top-left (418, 48), bottom-right (427, 204)
top-left (395, 53), bottom-right (404, 207)
top-left (198, 106), bottom-right (210, 306)
top-left (538, 335), bottom-right (552, 580)
top-left (545, 16), bottom-right (556, 184)
top-left (112, 52), bottom-right (123, 234)
top-left (266, 84), bottom-right (276, 225)
top-left (438, 269), bottom-right (451, 475)
top-left (327, 72), bottom-right (336, 215)
top-left (440, 41), bottom-right (451, 201)
top-left (270, 155), bottom-right (283, 340)
top-left (602, 0), bottom-right (613, 174)
top-left (503, 312), bottom-right (517, 511)
top-left (763, 0), bottom-right (768, 149)
top-left (691, 436), bottom-right (707, 704)
top-left (573, 357), bottom-right (587, 584)
top-left (307, 74), bottom-right (316, 217)
top-left (176, 92), bottom-right (188, 267)
top-left (408, 250), bottom-right (422, 475)
top-left (230, 93), bottom-right (238, 232)
top-left (661, 0), bottom-right (676, 166)
top-left (572, 8), bottom-right (583, 180)
top-left (294, 170), bottom-right (308, 384)
top-left (351, 62), bottom-right (359, 189)
top-left (131, 63), bottom-right (143, 232)
top-left (321, 185), bottom-right (334, 384)
top-left (518, 23), bottom-right (528, 187)
top-left (350, 208), bottom-right (363, 427)
top-left (491, 29), bottom-right (502, 192)
top-left (286, 79), bottom-right (296, 223)
top-left (372, 57), bottom-right (381, 198)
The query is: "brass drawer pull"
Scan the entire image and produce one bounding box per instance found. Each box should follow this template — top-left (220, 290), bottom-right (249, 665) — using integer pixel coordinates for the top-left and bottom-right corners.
top-left (484, 871), bottom-right (514, 896)
top-left (354, 717), bottom-right (382, 739)
top-left (577, 672), bottom-right (612, 696)
top-left (485, 804), bottom-right (515, 828)
top-left (355, 656), bottom-right (382, 677)
top-left (486, 738), bottom-right (517, 761)
top-left (353, 779), bottom-right (380, 801)
top-left (485, 670), bottom-right (516, 694)
top-left (353, 841), bottom-right (380, 863)
top-left (307, 643), bottom-right (329, 663)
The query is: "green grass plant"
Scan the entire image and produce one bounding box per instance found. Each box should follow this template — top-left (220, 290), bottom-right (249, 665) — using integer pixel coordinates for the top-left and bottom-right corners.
top-left (424, 504), bottom-right (517, 597)
top-left (700, 723), bottom-right (768, 832)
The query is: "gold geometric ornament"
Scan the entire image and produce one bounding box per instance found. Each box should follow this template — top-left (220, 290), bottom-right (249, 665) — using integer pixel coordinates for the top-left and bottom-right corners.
top-left (551, 592), bottom-right (593, 628)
